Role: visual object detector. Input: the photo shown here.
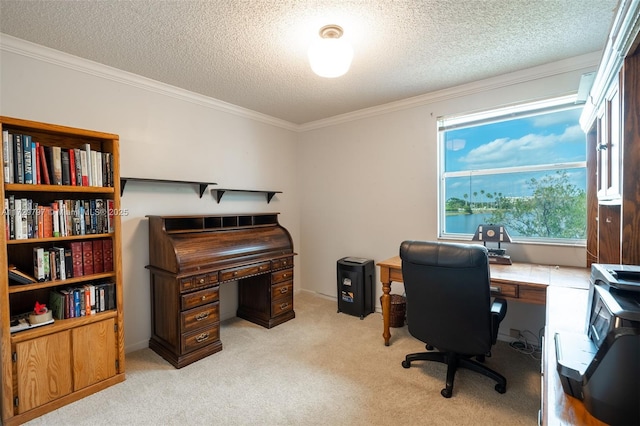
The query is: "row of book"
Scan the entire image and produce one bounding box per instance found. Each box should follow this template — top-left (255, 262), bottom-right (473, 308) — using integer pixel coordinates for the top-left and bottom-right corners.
top-left (2, 130), bottom-right (114, 187)
top-left (5, 197), bottom-right (114, 240)
top-left (32, 239), bottom-right (114, 282)
top-left (48, 282), bottom-right (116, 320)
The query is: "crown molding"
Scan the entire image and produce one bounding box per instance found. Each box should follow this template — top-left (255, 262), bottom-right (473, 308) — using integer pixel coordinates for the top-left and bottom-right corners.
top-left (0, 34), bottom-right (299, 132)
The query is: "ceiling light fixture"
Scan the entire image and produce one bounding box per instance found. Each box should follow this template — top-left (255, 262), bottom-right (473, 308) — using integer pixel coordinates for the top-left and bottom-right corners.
top-left (308, 25), bottom-right (353, 78)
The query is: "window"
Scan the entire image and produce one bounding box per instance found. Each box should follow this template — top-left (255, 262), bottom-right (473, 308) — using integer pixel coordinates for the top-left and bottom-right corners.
top-left (438, 95), bottom-right (587, 243)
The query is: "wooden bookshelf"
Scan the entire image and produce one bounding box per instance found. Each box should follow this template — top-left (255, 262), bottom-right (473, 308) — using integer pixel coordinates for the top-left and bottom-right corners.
top-left (0, 116), bottom-right (125, 425)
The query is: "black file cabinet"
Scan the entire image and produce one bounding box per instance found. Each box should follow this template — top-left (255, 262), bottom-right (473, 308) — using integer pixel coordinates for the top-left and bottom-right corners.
top-left (337, 257), bottom-right (375, 319)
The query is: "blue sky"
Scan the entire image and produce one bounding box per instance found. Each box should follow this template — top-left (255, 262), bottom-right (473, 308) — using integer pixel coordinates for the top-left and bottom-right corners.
top-left (443, 107), bottom-right (586, 201)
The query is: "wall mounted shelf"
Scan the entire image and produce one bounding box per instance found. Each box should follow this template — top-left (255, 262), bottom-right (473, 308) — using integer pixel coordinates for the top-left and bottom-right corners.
top-left (212, 189), bottom-right (282, 204)
top-left (120, 177), bottom-right (217, 198)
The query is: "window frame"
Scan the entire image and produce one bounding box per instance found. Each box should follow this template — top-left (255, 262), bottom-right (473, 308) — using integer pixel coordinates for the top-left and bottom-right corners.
top-left (437, 94), bottom-right (587, 246)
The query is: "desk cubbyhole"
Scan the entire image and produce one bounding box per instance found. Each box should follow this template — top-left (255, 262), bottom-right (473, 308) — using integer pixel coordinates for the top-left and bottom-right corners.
top-left (204, 217), bottom-right (223, 229)
top-left (222, 216), bottom-right (238, 228)
top-left (165, 217), bottom-right (204, 232)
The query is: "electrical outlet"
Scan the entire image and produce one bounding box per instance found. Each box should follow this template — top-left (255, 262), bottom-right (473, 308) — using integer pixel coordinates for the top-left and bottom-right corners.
top-left (509, 328), bottom-right (520, 338)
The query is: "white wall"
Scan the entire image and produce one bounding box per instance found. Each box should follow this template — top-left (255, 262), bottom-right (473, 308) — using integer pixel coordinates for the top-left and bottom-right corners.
top-left (0, 39), bottom-right (300, 352)
top-left (297, 52), bottom-right (599, 340)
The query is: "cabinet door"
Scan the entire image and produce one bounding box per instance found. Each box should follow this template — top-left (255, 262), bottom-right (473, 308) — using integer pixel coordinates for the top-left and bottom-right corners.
top-left (72, 318), bottom-right (117, 390)
top-left (15, 331), bottom-right (73, 413)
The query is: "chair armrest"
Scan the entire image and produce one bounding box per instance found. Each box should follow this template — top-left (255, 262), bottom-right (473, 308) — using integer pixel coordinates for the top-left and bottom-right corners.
top-left (490, 298), bottom-right (508, 344)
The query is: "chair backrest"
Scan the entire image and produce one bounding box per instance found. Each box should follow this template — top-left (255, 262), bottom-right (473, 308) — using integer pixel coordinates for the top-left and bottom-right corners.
top-left (400, 240), bottom-right (493, 355)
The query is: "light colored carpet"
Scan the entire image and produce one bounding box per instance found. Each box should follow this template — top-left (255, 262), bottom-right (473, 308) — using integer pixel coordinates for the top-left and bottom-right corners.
top-left (26, 291), bottom-right (540, 425)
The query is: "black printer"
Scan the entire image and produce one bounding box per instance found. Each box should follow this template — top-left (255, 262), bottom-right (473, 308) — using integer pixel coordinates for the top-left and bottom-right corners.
top-left (555, 264), bottom-right (640, 425)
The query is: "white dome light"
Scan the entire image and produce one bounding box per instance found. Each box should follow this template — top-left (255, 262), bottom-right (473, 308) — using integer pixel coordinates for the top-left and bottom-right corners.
top-left (308, 25), bottom-right (353, 78)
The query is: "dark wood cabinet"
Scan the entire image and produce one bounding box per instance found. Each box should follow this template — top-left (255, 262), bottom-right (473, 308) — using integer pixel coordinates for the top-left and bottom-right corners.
top-left (146, 213), bottom-right (295, 368)
top-left (582, 3), bottom-right (640, 266)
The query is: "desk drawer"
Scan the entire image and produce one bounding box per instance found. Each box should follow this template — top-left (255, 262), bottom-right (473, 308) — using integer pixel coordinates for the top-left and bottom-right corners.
top-left (271, 268), bottom-right (293, 284)
top-left (272, 294), bottom-right (293, 317)
top-left (181, 323), bottom-right (220, 354)
top-left (272, 280), bottom-right (293, 300)
top-left (181, 302), bottom-right (219, 332)
top-left (181, 286), bottom-right (219, 311)
top-left (180, 272), bottom-right (218, 292)
top-left (490, 282), bottom-right (517, 298)
top-left (519, 285), bottom-right (546, 304)
top-left (271, 257), bottom-right (293, 270)
top-left (220, 261), bottom-right (270, 282)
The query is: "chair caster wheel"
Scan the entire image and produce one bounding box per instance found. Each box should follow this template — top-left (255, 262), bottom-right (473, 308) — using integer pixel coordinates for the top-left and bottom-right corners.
top-left (441, 388), bottom-right (452, 398)
top-left (401, 360), bottom-right (411, 368)
top-left (426, 344), bottom-right (434, 350)
top-left (495, 384), bottom-right (506, 394)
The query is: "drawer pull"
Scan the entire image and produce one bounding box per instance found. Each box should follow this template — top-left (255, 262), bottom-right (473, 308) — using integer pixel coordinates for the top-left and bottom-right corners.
top-left (282, 273), bottom-right (288, 278)
top-left (279, 287), bottom-right (288, 294)
top-left (233, 271), bottom-right (238, 276)
top-left (195, 311), bottom-right (209, 321)
top-left (195, 332), bottom-right (210, 343)
top-left (259, 266), bottom-right (265, 270)
top-left (280, 302), bottom-right (289, 310)
top-left (490, 286), bottom-right (501, 293)
top-left (199, 278), bottom-right (205, 284)
top-left (201, 295), bottom-right (206, 301)
top-left (283, 261), bottom-right (287, 265)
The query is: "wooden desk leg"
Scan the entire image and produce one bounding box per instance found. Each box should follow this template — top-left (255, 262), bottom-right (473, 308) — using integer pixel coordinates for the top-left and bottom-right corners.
top-left (381, 279), bottom-right (391, 346)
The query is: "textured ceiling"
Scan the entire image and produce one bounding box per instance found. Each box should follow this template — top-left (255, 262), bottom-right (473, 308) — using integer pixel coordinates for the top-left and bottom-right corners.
top-left (0, 0), bottom-right (619, 125)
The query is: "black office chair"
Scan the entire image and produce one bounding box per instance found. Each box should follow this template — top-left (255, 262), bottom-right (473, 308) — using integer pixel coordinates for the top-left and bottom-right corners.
top-left (399, 240), bottom-right (508, 398)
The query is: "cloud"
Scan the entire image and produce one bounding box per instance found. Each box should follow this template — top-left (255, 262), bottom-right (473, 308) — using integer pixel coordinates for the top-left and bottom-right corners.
top-left (458, 126), bottom-right (583, 169)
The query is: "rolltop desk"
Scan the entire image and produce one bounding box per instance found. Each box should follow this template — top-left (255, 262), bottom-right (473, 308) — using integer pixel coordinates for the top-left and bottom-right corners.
top-left (146, 213), bottom-right (295, 368)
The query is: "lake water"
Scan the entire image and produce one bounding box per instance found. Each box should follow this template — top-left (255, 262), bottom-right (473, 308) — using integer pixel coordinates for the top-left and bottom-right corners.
top-left (445, 213), bottom-right (510, 235)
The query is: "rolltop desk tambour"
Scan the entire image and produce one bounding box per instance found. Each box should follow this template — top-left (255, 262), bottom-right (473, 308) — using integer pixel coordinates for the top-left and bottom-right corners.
top-left (146, 213), bottom-right (295, 368)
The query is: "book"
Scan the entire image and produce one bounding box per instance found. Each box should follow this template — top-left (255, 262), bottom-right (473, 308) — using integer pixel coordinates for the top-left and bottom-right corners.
top-left (106, 199), bottom-right (115, 233)
top-left (38, 144), bottom-right (50, 185)
top-left (51, 202), bottom-right (60, 237)
top-left (53, 246), bottom-right (66, 280)
top-left (82, 240), bottom-right (94, 275)
top-left (92, 239), bottom-right (104, 273)
top-left (43, 250), bottom-right (51, 281)
top-left (2, 130), bottom-right (10, 183)
top-left (19, 198), bottom-right (28, 240)
top-left (8, 195), bottom-right (15, 240)
top-left (64, 247), bottom-right (73, 279)
top-left (34, 141), bottom-right (40, 184)
top-left (73, 148), bottom-right (82, 186)
top-left (70, 241), bottom-right (84, 277)
top-left (33, 247), bottom-right (45, 281)
top-left (49, 290), bottom-right (66, 320)
top-left (51, 146), bottom-right (62, 185)
top-left (23, 135), bottom-right (33, 184)
top-left (68, 148), bottom-right (77, 185)
top-left (103, 238), bottom-right (113, 272)
top-left (8, 266), bottom-right (36, 285)
top-left (83, 143), bottom-right (92, 186)
top-left (80, 149), bottom-right (89, 186)
top-left (61, 149), bottom-right (70, 185)
top-left (13, 133), bottom-right (23, 184)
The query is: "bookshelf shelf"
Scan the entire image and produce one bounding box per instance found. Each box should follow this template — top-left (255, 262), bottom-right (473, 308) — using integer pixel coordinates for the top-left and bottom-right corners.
top-left (120, 177), bottom-right (217, 198)
top-left (212, 188), bottom-right (282, 203)
top-left (0, 116), bottom-right (125, 425)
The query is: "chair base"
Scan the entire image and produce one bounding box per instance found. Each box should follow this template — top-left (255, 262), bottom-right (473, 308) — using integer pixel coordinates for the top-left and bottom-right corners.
top-left (402, 350), bottom-right (507, 398)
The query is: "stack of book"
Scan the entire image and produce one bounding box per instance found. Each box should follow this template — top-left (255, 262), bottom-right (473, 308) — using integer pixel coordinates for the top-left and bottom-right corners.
top-left (2, 130), bottom-right (114, 187)
top-left (4, 197), bottom-right (115, 241)
top-left (31, 238), bottom-right (113, 282)
top-left (48, 282), bottom-right (116, 320)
